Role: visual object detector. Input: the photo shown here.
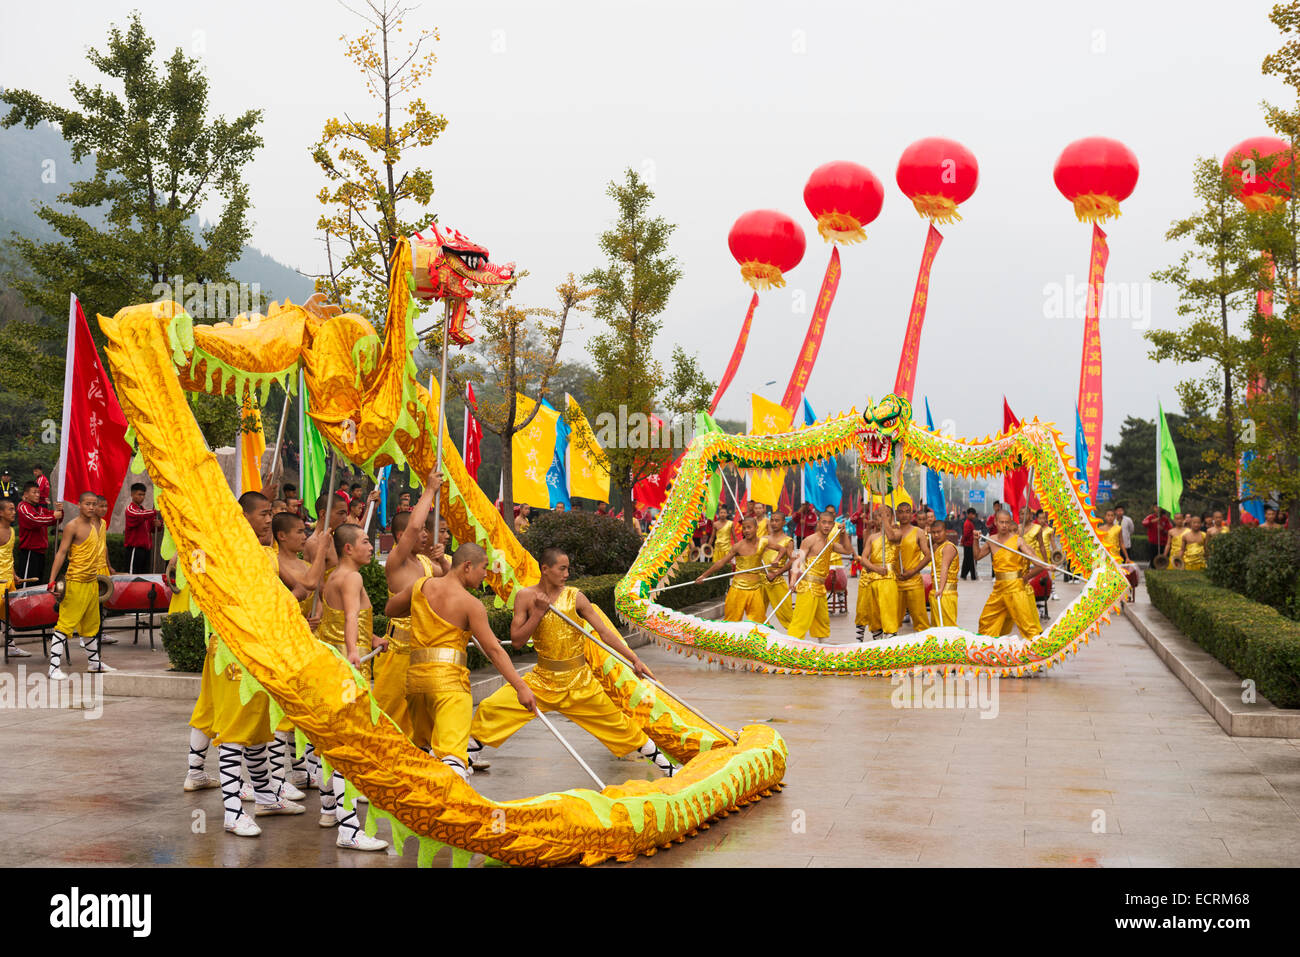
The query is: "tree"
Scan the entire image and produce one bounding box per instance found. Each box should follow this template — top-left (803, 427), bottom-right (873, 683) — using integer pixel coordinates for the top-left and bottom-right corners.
top-left (580, 169), bottom-right (715, 526)
top-left (1148, 157), bottom-right (1256, 521)
top-left (468, 275), bottom-right (593, 522)
top-left (312, 0), bottom-right (446, 325)
top-left (0, 13), bottom-right (263, 326)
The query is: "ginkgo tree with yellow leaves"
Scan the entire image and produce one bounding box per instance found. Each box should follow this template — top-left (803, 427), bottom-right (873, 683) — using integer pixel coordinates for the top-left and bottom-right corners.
top-left (312, 0), bottom-right (446, 325)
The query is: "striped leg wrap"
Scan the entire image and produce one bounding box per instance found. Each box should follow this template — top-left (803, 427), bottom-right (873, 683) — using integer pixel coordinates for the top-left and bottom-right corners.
top-left (219, 744), bottom-right (245, 827)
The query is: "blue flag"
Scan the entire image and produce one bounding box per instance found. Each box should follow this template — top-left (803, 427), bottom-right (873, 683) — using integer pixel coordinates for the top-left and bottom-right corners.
top-left (1075, 404), bottom-right (1091, 510)
top-left (543, 399), bottom-right (571, 510)
top-left (376, 464), bottom-right (391, 530)
top-left (1240, 449), bottom-right (1266, 522)
top-left (802, 398), bottom-right (842, 512)
top-left (924, 397), bottom-right (945, 519)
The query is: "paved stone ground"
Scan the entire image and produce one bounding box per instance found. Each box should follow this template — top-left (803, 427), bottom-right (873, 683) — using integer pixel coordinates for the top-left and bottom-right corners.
top-left (2, 578), bottom-right (1299, 867)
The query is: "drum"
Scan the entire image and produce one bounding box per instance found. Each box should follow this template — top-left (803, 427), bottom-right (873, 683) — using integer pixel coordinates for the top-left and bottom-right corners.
top-left (103, 574), bottom-right (172, 612)
top-left (921, 572), bottom-right (934, 597)
top-left (1030, 571), bottom-right (1052, 600)
top-left (4, 585), bottom-right (59, 630)
top-left (825, 567), bottom-right (848, 593)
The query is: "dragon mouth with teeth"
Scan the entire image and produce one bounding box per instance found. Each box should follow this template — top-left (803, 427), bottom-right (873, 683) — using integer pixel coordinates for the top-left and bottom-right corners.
top-left (855, 394), bottom-right (911, 497)
top-left (411, 222), bottom-right (516, 345)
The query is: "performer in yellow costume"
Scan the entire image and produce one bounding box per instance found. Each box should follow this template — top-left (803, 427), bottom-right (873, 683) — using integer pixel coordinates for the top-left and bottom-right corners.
top-left (889, 503), bottom-right (932, 634)
top-left (1181, 515), bottom-right (1207, 570)
top-left (928, 519), bottom-right (960, 628)
top-left (45, 491), bottom-right (111, 678)
top-left (787, 509), bottom-right (855, 640)
top-left (185, 492), bottom-right (305, 835)
top-left (694, 516), bottom-right (767, 623)
top-left (468, 547), bottom-right (677, 776)
top-left (387, 542), bottom-right (536, 780)
top-left (854, 509), bottom-right (881, 640)
top-left (712, 507), bottom-right (734, 565)
top-left (971, 510), bottom-right (1050, 638)
top-left (1165, 513), bottom-right (1187, 565)
top-left (761, 512), bottom-right (795, 629)
top-left (314, 522), bottom-right (389, 850)
top-left (859, 506), bottom-right (901, 639)
top-left (1098, 509), bottom-right (1127, 563)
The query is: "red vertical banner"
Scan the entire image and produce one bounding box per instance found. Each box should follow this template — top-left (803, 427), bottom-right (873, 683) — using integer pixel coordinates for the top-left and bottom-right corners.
top-left (780, 247), bottom-right (841, 416)
top-left (893, 224), bottom-right (944, 401)
top-left (1076, 224), bottom-right (1109, 504)
top-left (1002, 397), bottom-right (1027, 515)
top-left (709, 292), bottom-right (759, 415)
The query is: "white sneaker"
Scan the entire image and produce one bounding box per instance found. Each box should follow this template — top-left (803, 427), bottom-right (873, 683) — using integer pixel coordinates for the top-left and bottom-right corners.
top-left (318, 812), bottom-right (339, 828)
top-left (183, 771), bottom-right (220, 792)
top-left (225, 814), bottom-right (262, 837)
top-left (254, 798), bottom-right (305, 816)
top-left (87, 662), bottom-right (117, 673)
top-left (49, 667), bottom-right (70, 681)
top-left (336, 833), bottom-right (388, 851)
top-left (275, 778), bottom-right (306, 801)
top-left (1050, 591), bottom-right (1061, 601)
top-left (5, 644), bottom-right (31, 658)
top-left (288, 769), bottom-right (312, 790)
top-left (307, 770), bottom-right (327, 791)
top-left (468, 753), bottom-right (491, 773)
top-left (99, 635), bottom-right (119, 645)
top-left (239, 781), bottom-right (254, 801)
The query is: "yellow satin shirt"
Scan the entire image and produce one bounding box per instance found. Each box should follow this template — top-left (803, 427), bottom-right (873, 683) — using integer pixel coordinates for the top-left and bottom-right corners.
top-left (732, 539), bottom-right (768, 590)
top-left (407, 577), bottom-right (471, 694)
top-left (66, 522), bottom-right (104, 583)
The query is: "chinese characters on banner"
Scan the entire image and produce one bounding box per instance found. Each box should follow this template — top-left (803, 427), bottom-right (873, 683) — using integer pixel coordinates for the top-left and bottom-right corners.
top-left (1076, 224), bottom-right (1109, 504)
top-left (709, 292), bottom-right (759, 415)
top-left (780, 247), bottom-right (842, 417)
top-left (893, 224), bottom-right (944, 402)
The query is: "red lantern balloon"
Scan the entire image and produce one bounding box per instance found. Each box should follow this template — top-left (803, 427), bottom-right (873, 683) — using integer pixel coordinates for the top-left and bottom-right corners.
top-left (728, 210), bottom-right (806, 290)
top-left (896, 137), bottom-right (979, 224)
top-left (1222, 136), bottom-right (1292, 211)
top-left (1053, 137), bottom-right (1139, 224)
top-left (803, 161), bottom-right (884, 243)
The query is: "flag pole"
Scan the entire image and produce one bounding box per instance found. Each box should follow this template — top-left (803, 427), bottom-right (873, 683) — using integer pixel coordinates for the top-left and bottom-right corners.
top-left (310, 449), bottom-right (338, 619)
top-left (262, 385), bottom-right (293, 491)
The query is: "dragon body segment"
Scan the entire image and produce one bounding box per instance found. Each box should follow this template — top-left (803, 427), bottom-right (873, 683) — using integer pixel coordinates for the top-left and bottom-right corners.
top-left (97, 238), bottom-right (785, 866)
top-left (614, 395), bottom-right (1128, 677)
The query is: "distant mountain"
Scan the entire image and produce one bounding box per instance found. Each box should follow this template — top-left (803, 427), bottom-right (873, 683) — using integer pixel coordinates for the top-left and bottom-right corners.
top-left (0, 109), bottom-right (314, 305)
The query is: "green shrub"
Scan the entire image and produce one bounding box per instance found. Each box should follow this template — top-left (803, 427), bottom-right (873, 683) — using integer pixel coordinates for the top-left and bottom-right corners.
top-left (1146, 570), bottom-right (1300, 708)
top-left (360, 558), bottom-right (388, 613)
top-left (161, 611), bottom-right (207, 672)
top-left (520, 511), bottom-right (643, 577)
top-left (1205, 527), bottom-right (1259, 590)
top-left (1205, 528), bottom-right (1300, 620)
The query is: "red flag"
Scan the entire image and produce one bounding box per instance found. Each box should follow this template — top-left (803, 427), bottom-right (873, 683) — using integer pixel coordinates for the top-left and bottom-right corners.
top-left (709, 292), bottom-right (759, 415)
top-left (464, 382), bottom-right (483, 481)
top-left (1002, 397), bottom-right (1027, 517)
top-left (780, 247), bottom-right (841, 416)
top-left (56, 295), bottom-right (131, 514)
top-left (778, 477), bottom-right (792, 515)
top-left (893, 224), bottom-right (944, 402)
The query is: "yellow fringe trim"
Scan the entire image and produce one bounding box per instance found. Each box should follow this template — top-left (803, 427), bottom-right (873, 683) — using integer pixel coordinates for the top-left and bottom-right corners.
top-left (908, 194), bottom-right (963, 224)
top-left (1070, 193), bottom-right (1123, 224)
top-left (815, 210), bottom-right (867, 244)
top-left (738, 261), bottom-right (788, 290)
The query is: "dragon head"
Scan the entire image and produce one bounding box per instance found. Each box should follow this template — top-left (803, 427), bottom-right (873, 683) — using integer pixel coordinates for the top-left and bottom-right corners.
top-left (411, 222), bottom-right (517, 344)
top-left (855, 393), bottom-right (912, 498)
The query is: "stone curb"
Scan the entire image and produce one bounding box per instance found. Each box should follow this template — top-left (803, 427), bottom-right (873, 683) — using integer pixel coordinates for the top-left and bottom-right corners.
top-left (98, 597), bottom-right (727, 702)
top-left (1122, 599), bottom-right (1300, 738)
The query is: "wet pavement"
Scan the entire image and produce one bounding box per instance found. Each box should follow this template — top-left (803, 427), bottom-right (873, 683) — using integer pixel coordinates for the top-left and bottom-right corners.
top-left (2, 577), bottom-right (1299, 867)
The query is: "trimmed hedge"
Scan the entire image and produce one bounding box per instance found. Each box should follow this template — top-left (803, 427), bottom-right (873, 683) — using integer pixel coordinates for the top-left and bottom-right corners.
top-left (520, 511), bottom-right (644, 577)
top-left (1146, 569), bottom-right (1300, 708)
top-left (1206, 528), bottom-right (1300, 620)
top-left (161, 611), bottom-right (207, 673)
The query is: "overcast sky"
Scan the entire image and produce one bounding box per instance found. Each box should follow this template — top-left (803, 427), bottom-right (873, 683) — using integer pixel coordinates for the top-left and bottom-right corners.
top-left (2, 0), bottom-right (1291, 461)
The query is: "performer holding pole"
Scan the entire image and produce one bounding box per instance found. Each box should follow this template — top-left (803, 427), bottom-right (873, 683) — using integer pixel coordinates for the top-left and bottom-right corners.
top-left (761, 511), bottom-right (796, 629)
top-left (467, 547), bottom-right (678, 776)
top-left (385, 543), bottom-right (536, 781)
top-left (888, 502), bottom-right (932, 635)
top-left (971, 511), bottom-right (1053, 638)
top-left (693, 516), bottom-right (768, 624)
top-left (928, 519), bottom-right (960, 628)
top-left (784, 508), bottom-right (855, 640)
top-left (857, 505), bottom-right (901, 640)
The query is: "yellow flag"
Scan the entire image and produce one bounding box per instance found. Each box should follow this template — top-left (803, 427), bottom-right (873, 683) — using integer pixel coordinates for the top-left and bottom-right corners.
top-left (749, 393), bottom-right (792, 507)
top-left (240, 400), bottom-right (266, 494)
top-left (512, 393), bottom-right (558, 509)
top-left (566, 394), bottom-right (610, 503)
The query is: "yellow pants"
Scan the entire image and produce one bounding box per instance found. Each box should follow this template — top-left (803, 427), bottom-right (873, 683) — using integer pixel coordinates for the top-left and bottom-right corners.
top-left (870, 579), bottom-right (901, 634)
top-left (470, 667), bottom-right (645, 756)
top-left (724, 585), bottom-right (766, 623)
top-left (787, 586), bottom-right (829, 640)
top-left (897, 580), bottom-right (930, 634)
top-left (373, 648), bottom-right (415, 740)
top-left (763, 579), bottom-right (793, 628)
top-left (977, 579), bottom-right (1043, 638)
top-left (409, 689), bottom-right (472, 764)
top-left (55, 579), bottom-right (99, 637)
top-left (856, 578), bottom-right (879, 631)
top-left (195, 639), bottom-right (274, 746)
top-left (929, 591), bottom-right (957, 628)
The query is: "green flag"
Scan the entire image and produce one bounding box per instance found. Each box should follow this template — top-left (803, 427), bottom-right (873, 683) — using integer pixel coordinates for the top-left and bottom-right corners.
top-left (1157, 399), bottom-right (1183, 514)
top-left (300, 371), bottom-right (328, 519)
top-left (695, 411), bottom-right (724, 519)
